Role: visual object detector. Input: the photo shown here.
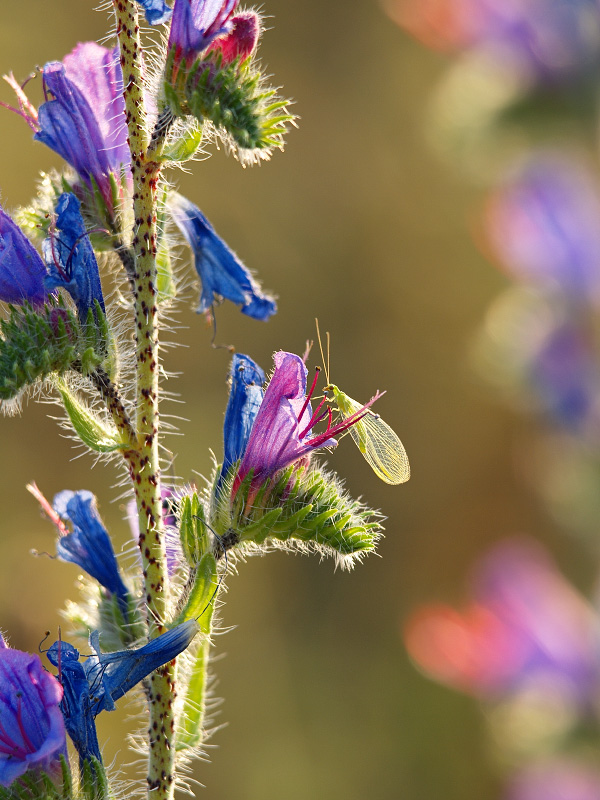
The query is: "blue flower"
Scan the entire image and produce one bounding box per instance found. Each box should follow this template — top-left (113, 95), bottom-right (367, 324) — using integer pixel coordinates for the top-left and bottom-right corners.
top-left (221, 353), bottom-right (265, 479)
top-left (486, 154), bottom-right (600, 304)
top-left (43, 193), bottom-right (105, 319)
top-left (34, 44), bottom-right (128, 210)
top-left (136, 0), bottom-right (173, 25)
top-left (169, 193), bottom-right (276, 320)
top-left (51, 489), bottom-right (129, 607)
top-left (47, 621), bottom-right (199, 765)
top-left (0, 636), bottom-right (67, 787)
top-left (0, 206), bottom-right (48, 307)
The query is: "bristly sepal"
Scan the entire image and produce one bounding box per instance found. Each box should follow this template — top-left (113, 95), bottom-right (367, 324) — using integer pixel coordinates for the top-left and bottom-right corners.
top-left (164, 47), bottom-right (294, 162)
top-left (212, 463), bottom-right (383, 567)
top-left (0, 300), bottom-right (112, 405)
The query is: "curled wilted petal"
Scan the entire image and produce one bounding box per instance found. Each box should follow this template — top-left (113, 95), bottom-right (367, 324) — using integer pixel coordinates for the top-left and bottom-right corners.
top-left (169, 193), bottom-right (276, 320)
top-left (43, 193), bottom-right (105, 318)
top-left (47, 621), bottom-right (198, 765)
top-left (207, 11), bottom-right (260, 65)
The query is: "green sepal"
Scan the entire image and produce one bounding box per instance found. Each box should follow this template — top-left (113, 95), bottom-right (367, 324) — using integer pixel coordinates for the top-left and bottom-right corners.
top-left (55, 378), bottom-right (127, 453)
top-left (164, 48), bottom-right (294, 158)
top-left (97, 588), bottom-right (146, 651)
top-left (0, 301), bottom-right (79, 401)
top-left (179, 493), bottom-right (211, 567)
top-left (80, 757), bottom-right (109, 800)
top-left (0, 755), bottom-right (74, 800)
top-left (219, 464), bottom-right (383, 562)
top-left (161, 120), bottom-right (203, 162)
top-left (172, 552), bottom-right (218, 626)
top-left (175, 565), bottom-right (216, 753)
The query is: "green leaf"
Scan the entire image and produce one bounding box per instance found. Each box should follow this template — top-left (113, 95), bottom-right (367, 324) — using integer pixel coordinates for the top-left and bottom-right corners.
top-left (173, 552), bottom-right (218, 627)
top-left (56, 378), bottom-right (127, 453)
top-left (156, 186), bottom-right (176, 301)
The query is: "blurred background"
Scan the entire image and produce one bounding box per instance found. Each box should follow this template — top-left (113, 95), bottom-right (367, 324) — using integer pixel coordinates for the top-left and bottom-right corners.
top-left (1, 1), bottom-right (597, 799)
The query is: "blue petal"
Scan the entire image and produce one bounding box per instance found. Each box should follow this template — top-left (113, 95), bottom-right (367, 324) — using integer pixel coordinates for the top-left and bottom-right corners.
top-left (53, 490), bottom-right (129, 606)
top-left (222, 354), bottom-right (264, 478)
top-left (46, 642), bottom-right (102, 766)
top-left (136, 0), bottom-right (173, 25)
top-left (0, 206), bottom-right (48, 306)
top-left (84, 621), bottom-right (199, 714)
top-left (169, 193), bottom-right (277, 321)
top-left (42, 193), bottom-right (105, 319)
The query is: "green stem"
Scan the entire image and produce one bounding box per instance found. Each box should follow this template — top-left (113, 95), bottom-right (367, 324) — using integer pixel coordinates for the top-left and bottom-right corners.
top-left (113, 2), bottom-right (175, 797)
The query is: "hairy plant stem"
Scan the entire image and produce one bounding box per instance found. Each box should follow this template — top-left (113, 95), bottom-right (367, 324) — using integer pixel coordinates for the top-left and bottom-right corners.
top-left (113, 2), bottom-right (175, 797)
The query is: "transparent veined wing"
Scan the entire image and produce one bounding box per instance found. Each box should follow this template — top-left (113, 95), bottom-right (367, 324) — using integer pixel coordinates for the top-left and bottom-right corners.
top-left (342, 395), bottom-right (410, 485)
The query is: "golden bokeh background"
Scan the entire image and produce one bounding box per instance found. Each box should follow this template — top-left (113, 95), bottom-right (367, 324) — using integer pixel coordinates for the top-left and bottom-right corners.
top-left (0, 2), bottom-right (583, 798)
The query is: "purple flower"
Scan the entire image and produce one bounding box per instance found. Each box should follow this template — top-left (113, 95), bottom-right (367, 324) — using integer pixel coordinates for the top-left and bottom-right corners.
top-left (0, 206), bottom-right (48, 307)
top-left (169, 193), bottom-right (276, 320)
top-left (169, 0), bottom-right (238, 69)
top-left (485, 155), bottom-right (600, 304)
top-left (0, 636), bottom-right (66, 788)
top-left (507, 759), bottom-right (600, 800)
top-left (234, 352), bottom-right (379, 498)
top-left (20, 43), bottom-right (128, 209)
top-left (43, 193), bottom-right (105, 319)
top-left (221, 353), bottom-right (265, 479)
top-left (391, 0), bottom-right (600, 82)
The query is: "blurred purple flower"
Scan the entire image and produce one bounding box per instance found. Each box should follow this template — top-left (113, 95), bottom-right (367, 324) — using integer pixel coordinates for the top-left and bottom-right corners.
top-left (169, 0), bottom-right (238, 69)
top-left (507, 760), bottom-right (600, 800)
top-left (529, 318), bottom-right (600, 433)
top-left (405, 539), bottom-right (600, 702)
top-left (233, 352), bottom-right (379, 499)
top-left (0, 636), bottom-right (66, 788)
top-left (389, 0), bottom-right (600, 81)
top-left (0, 206), bottom-right (48, 307)
top-left (169, 193), bottom-right (276, 321)
top-left (485, 156), bottom-right (600, 304)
